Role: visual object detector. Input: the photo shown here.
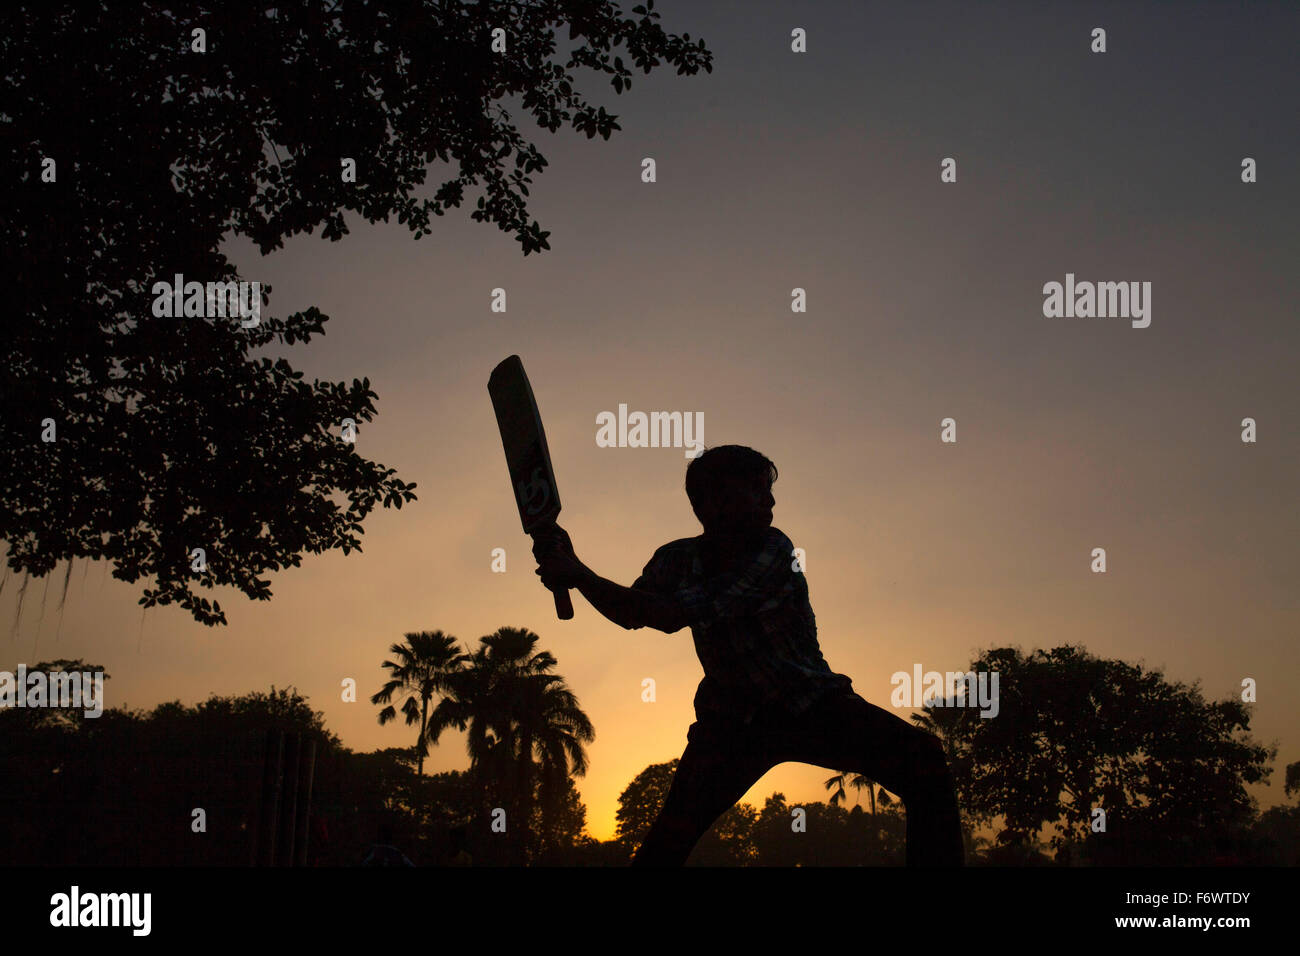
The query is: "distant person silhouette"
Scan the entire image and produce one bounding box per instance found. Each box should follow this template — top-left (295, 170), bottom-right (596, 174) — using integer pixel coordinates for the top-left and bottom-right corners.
top-left (361, 822), bottom-right (415, 867)
top-left (534, 444), bottom-right (964, 866)
top-left (447, 825), bottom-right (473, 866)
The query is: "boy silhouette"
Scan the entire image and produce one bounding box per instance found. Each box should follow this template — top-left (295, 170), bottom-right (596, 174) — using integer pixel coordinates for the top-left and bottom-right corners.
top-left (533, 444), bottom-right (963, 866)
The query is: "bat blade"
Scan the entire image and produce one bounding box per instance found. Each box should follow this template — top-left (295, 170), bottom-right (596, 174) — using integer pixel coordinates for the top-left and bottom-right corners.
top-left (488, 355), bottom-right (574, 620)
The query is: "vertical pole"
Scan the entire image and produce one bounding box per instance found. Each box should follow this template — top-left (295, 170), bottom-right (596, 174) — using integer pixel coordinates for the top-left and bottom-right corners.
top-left (278, 732), bottom-right (302, 866)
top-left (253, 729), bottom-right (284, 866)
top-left (294, 739), bottom-right (317, 867)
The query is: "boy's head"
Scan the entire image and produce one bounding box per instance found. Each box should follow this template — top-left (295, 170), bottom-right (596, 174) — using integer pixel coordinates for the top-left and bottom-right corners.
top-left (685, 445), bottom-right (777, 533)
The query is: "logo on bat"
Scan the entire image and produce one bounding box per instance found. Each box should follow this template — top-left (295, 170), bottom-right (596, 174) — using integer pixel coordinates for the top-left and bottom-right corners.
top-left (516, 466), bottom-right (553, 516)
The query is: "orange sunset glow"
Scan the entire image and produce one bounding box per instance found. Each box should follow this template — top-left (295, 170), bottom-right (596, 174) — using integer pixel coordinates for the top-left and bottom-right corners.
top-left (3, 0), bottom-right (1296, 857)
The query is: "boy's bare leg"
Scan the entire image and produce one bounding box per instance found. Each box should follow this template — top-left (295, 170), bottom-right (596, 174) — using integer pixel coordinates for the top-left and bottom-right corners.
top-left (630, 720), bottom-right (774, 866)
top-left (766, 691), bottom-right (965, 866)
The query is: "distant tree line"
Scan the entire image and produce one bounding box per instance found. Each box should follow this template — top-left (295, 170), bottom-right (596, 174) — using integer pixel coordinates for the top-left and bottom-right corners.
top-left (1, 643), bottom-right (1296, 865)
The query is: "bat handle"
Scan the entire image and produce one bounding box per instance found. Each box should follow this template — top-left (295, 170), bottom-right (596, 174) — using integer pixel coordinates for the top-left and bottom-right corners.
top-left (553, 587), bottom-right (574, 620)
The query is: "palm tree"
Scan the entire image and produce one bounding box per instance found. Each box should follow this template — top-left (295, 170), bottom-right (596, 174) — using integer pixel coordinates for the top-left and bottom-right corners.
top-left (824, 770), bottom-right (891, 816)
top-left (825, 769), bottom-right (896, 855)
top-left (825, 770), bottom-right (854, 808)
top-left (371, 630), bottom-right (469, 777)
top-left (908, 700), bottom-right (972, 757)
top-left (430, 627), bottom-right (594, 862)
top-left (507, 662), bottom-right (594, 828)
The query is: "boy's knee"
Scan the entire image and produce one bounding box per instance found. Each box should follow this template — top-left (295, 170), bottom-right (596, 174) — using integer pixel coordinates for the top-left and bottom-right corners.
top-left (905, 732), bottom-right (954, 791)
top-left (915, 730), bottom-right (946, 761)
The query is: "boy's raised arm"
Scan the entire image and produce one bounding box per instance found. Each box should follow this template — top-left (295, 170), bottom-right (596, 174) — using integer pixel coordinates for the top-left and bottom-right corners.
top-left (574, 569), bottom-right (688, 633)
top-left (533, 527), bottom-right (687, 633)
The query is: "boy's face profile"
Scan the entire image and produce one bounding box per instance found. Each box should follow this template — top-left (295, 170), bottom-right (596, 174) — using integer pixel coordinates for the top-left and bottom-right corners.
top-left (698, 473), bottom-right (775, 534)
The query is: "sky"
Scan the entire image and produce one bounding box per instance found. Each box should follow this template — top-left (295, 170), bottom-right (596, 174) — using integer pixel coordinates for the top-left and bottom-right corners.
top-left (4, 0), bottom-right (1298, 844)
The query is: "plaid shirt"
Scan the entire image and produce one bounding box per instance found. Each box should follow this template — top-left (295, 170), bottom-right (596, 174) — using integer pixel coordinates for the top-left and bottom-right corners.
top-left (632, 527), bottom-right (852, 726)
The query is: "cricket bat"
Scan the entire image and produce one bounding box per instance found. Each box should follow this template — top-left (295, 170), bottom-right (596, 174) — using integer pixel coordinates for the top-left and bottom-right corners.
top-left (488, 355), bottom-right (575, 620)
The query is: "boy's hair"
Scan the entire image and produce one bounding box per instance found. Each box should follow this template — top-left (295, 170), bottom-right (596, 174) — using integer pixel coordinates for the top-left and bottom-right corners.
top-left (685, 445), bottom-right (778, 522)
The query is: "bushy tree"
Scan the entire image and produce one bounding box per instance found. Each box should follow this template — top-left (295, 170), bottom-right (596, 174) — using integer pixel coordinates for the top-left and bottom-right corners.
top-left (915, 645), bottom-right (1275, 864)
top-left (1, 1), bottom-right (712, 624)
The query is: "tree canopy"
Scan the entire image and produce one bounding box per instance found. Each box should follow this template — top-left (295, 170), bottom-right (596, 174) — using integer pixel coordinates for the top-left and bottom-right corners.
top-left (0, 1), bottom-right (713, 624)
top-left (913, 644), bottom-right (1276, 863)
